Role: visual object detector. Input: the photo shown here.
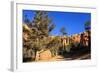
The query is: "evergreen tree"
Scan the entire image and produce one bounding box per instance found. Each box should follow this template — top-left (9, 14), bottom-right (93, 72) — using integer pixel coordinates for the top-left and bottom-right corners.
top-left (31, 11), bottom-right (55, 37)
top-left (25, 11), bottom-right (56, 60)
top-left (84, 21), bottom-right (91, 31)
top-left (60, 27), bottom-right (67, 36)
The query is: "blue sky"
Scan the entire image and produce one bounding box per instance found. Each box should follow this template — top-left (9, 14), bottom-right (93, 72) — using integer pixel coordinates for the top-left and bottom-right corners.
top-left (23, 10), bottom-right (91, 36)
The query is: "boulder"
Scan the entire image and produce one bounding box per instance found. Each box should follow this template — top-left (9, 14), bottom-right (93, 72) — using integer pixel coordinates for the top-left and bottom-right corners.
top-left (36, 49), bottom-right (52, 61)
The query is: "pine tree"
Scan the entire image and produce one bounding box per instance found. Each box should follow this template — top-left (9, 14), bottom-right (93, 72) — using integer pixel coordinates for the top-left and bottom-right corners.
top-left (31, 11), bottom-right (55, 37)
top-left (26, 11), bottom-right (56, 60)
top-left (84, 21), bottom-right (91, 31)
top-left (60, 27), bottom-right (67, 36)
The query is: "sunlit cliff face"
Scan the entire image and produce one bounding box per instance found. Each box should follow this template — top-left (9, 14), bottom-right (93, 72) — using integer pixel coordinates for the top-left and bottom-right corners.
top-left (71, 34), bottom-right (81, 44)
top-left (82, 32), bottom-right (90, 46)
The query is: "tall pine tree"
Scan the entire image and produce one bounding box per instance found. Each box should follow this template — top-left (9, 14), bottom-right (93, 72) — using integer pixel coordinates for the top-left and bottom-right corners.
top-left (28, 11), bottom-right (56, 58)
